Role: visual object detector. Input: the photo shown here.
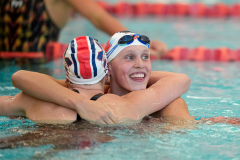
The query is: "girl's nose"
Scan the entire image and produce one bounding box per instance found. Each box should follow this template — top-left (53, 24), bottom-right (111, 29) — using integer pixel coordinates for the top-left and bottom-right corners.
top-left (133, 57), bottom-right (144, 68)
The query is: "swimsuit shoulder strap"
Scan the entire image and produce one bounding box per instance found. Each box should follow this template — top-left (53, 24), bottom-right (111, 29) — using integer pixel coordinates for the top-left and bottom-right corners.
top-left (72, 90), bottom-right (104, 122)
top-left (72, 89), bottom-right (103, 101)
top-left (90, 93), bottom-right (104, 101)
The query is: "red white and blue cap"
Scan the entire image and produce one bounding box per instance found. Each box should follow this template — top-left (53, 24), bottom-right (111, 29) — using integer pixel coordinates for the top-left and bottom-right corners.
top-left (105, 31), bottom-right (150, 63)
top-left (63, 36), bottom-right (107, 84)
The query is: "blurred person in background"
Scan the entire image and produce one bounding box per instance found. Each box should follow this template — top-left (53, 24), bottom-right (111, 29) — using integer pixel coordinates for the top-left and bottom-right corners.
top-left (0, 0), bottom-right (167, 65)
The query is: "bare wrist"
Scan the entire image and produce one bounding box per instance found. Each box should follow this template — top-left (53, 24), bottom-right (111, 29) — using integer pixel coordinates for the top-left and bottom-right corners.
top-left (66, 95), bottom-right (88, 112)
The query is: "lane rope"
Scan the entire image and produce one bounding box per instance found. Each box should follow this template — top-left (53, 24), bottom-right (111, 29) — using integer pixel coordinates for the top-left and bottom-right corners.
top-left (2, 44), bottom-right (239, 61)
top-left (97, 1), bottom-right (240, 18)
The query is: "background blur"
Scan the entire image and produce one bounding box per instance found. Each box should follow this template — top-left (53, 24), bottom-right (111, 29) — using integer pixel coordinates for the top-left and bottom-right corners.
top-left (59, 0), bottom-right (240, 50)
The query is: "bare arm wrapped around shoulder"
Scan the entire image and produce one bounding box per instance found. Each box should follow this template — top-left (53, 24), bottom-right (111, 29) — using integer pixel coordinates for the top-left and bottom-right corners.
top-left (11, 70), bottom-right (118, 124)
top-left (11, 70), bottom-right (70, 107)
top-left (101, 71), bottom-right (191, 121)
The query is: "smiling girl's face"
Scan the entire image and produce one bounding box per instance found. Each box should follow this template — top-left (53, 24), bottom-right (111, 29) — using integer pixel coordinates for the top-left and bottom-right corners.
top-left (108, 45), bottom-right (152, 95)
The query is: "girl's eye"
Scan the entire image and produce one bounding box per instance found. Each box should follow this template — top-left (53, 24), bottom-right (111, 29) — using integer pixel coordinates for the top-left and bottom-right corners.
top-left (142, 54), bottom-right (149, 60)
top-left (125, 56), bottom-right (133, 60)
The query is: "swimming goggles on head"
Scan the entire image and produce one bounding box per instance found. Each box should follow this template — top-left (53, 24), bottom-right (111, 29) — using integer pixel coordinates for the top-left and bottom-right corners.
top-left (118, 34), bottom-right (150, 46)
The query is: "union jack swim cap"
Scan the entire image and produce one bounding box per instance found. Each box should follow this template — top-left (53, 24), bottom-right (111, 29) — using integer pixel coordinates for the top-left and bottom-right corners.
top-left (63, 36), bottom-right (107, 84)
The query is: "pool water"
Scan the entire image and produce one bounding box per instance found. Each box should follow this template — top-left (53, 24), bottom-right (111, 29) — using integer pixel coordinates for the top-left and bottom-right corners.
top-left (1, 3), bottom-right (240, 159)
top-left (59, 16), bottom-right (240, 50)
top-left (1, 59), bottom-right (240, 159)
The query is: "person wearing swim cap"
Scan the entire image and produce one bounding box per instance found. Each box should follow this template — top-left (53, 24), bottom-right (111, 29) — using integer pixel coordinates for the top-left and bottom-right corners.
top-left (104, 31), bottom-right (194, 120)
top-left (0, 36), bottom-right (116, 123)
top-left (9, 32), bottom-right (195, 125)
top-left (0, 35), bottom-right (192, 125)
top-left (105, 31), bottom-right (152, 95)
top-left (63, 36), bottom-right (107, 85)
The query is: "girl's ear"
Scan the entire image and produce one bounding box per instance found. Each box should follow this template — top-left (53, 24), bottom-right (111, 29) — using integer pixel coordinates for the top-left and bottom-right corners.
top-left (105, 72), bottom-right (110, 85)
top-left (65, 79), bottom-right (71, 88)
top-left (107, 62), bottom-right (112, 74)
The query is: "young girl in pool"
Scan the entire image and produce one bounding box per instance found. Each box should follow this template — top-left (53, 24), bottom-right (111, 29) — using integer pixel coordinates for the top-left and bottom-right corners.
top-left (2, 33), bottom-right (193, 124)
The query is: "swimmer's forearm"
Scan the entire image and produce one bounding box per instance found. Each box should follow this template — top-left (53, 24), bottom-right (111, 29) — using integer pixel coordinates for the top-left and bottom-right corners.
top-left (11, 70), bottom-right (75, 108)
top-left (148, 73), bottom-right (191, 113)
top-left (10, 70), bottom-right (116, 122)
top-left (126, 73), bottom-right (191, 118)
top-left (148, 71), bottom-right (186, 85)
top-left (148, 71), bottom-right (191, 92)
top-left (12, 70), bottom-right (67, 87)
top-left (153, 72), bottom-right (191, 97)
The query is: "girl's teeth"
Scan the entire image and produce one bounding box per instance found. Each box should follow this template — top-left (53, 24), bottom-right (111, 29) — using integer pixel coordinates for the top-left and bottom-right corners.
top-left (131, 74), bottom-right (144, 78)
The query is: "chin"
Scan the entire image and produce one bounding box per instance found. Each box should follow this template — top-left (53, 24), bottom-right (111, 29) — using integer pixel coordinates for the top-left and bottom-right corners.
top-left (129, 85), bottom-right (147, 91)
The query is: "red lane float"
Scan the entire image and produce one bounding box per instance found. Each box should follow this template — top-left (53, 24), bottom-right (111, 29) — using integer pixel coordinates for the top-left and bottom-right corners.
top-left (173, 3), bottom-right (190, 16)
top-left (135, 2), bottom-right (150, 16)
top-left (45, 42), bottom-right (68, 62)
top-left (214, 3), bottom-right (231, 17)
top-left (206, 3), bottom-right (230, 18)
top-left (214, 47), bottom-right (236, 61)
top-left (1, 42), bottom-right (239, 62)
top-left (97, 1), bottom-right (240, 18)
top-left (0, 43), bottom-right (68, 62)
top-left (161, 47), bottom-right (189, 60)
top-left (231, 3), bottom-right (240, 17)
top-left (188, 47), bottom-right (212, 61)
top-left (0, 52), bottom-right (44, 58)
top-left (189, 3), bottom-right (208, 17)
top-left (162, 46), bottom-right (240, 61)
top-left (114, 2), bottom-right (135, 16)
top-left (236, 49), bottom-right (240, 61)
top-left (151, 3), bottom-right (165, 15)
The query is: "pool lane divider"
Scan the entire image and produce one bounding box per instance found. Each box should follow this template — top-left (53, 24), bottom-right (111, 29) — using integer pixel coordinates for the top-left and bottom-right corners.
top-left (1, 43), bottom-right (240, 62)
top-left (45, 42), bottom-right (68, 62)
top-left (0, 52), bottom-right (44, 58)
top-left (39, 43), bottom-right (240, 62)
top-left (97, 1), bottom-right (240, 18)
top-left (161, 47), bottom-right (240, 61)
top-left (0, 42), bottom-right (68, 62)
